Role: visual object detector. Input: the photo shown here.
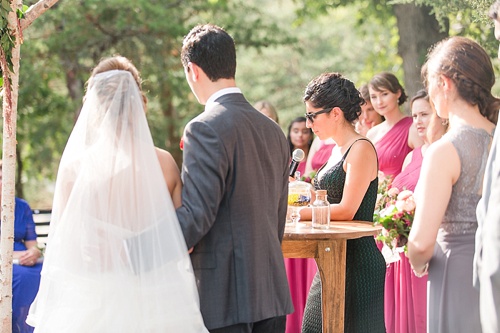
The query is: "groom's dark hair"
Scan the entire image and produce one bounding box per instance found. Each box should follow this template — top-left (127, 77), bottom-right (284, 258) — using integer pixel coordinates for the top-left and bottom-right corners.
top-left (181, 24), bottom-right (236, 82)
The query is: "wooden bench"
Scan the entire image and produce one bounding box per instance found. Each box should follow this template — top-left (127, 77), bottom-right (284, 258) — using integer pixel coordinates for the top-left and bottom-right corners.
top-left (32, 209), bottom-right (51, 246)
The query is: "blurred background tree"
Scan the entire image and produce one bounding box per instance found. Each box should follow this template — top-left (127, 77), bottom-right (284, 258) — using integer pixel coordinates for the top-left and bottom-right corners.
top-left (3, 0), bottom-right (498, 207)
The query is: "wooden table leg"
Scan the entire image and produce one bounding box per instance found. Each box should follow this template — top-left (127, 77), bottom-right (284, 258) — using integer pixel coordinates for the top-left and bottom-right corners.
top-left (315, 239), bottom-right (347, 333)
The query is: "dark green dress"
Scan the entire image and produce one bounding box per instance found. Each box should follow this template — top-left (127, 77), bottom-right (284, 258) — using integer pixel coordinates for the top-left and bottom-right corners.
top-left (301, 139), bottom-right (386, 333)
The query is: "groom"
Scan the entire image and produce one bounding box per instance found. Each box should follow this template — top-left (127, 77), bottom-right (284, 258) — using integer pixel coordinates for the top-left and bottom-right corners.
top-left (176, 24), bottom-right (293, 332)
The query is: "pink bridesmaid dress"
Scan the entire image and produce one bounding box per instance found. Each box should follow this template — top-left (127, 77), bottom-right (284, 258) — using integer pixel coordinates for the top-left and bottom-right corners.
top-left (389, 147), bottom-right (427, 333)
top-left (373, 117), bottom-right (419, 333)
top-left (285, 152), bottom-right (320, 333)
top-left (284, 258), bottom-right (317, 333)
top-left (375, 117), bottom-right (413, 178)
top-left (311, 141), bottom-right (336, 172)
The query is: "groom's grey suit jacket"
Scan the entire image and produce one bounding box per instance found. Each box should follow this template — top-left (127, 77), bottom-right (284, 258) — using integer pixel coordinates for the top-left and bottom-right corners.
top-left (475, 127), bottom-right (500, 333)
top-left (176, 93), bottom-right (293, 330)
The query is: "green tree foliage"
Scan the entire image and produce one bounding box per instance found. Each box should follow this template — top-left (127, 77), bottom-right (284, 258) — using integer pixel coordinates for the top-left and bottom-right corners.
top-left (14, 0), bottom-right (296, 206)
top-left (238, 1), bottom-right (401, 127)
top-left (393, 0), bottom-right (499, 57)
top-left (12, 0), bottom-right (500, 207)
top-left (397, 0), bottom-right (492, 25)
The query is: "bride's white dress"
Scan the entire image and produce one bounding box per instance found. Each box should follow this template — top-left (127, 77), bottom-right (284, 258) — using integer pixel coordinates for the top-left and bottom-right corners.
top-left (27, 70), bottom-right (207, 333)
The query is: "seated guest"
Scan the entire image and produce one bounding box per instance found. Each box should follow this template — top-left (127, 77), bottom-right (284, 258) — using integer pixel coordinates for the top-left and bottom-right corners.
top-left (0, 162), bottom-right (43, 333)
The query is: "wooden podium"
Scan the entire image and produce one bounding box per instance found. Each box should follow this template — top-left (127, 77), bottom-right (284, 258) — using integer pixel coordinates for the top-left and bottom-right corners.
top-left (281, 221), bottom-right (381, 333)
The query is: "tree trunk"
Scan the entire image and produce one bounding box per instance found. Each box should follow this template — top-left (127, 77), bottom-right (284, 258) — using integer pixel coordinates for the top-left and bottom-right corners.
top-left (0, 1), bottom-right (22, 331)
top-left (0, 1), bottom-right (60, 331)
top-left (393, 3), bottom-right (448, 113)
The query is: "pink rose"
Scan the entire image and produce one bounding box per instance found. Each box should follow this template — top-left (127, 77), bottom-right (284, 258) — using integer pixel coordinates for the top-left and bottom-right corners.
top-left (387, 187), bottom-right (400, 197)
top-left (402, 198), bottom-right (416, 212)
top-left (393, 211), bottom-right (404, 220)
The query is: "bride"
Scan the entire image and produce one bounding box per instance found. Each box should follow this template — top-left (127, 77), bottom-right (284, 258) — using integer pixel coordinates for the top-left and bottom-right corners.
top-left (27, 56), bottom-right (207, 332)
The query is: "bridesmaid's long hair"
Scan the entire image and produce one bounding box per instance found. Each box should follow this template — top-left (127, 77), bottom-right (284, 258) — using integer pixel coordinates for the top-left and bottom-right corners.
top-left (423, 36), bottom-right (500, 124)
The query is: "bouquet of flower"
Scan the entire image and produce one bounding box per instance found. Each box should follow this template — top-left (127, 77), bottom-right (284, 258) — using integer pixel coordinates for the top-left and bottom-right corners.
top-left (375, 171), bottom-right (393, 213)
top-left (373, 172), bottom-right (416, 254)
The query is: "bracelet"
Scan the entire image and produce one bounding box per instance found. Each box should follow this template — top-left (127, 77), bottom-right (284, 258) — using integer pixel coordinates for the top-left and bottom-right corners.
top-left (413, 262), bottom-right (429, 278)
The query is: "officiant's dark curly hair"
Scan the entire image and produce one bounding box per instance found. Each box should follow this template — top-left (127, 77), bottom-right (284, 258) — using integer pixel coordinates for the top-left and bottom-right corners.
top-left (303, 72), bottom-right (364, 123)
top-left (181, 24), bottom-right (236, 82)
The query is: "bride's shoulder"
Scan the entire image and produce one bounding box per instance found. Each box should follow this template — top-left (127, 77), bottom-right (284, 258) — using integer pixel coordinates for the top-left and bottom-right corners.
top-left (154, 147), bottom-right (182, 205)
top-left (154, 147), bottom-right (180, 175)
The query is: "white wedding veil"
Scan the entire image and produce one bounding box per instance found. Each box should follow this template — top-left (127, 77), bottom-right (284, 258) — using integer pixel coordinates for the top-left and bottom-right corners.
top-left (27, 70), bottom-right (207, 332)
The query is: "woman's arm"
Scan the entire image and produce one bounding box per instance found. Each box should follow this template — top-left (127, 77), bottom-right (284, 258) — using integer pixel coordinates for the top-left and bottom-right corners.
top-left (14, 202), bottom-right (42, 266)
top-left (15, 240), bottom-right (41, 266)
top-left (300, 140), bottom-right (377, 221)
top-left (155, 148), bottom-right (182, 209)
top-left (408, 140), bottom-right (459, 274)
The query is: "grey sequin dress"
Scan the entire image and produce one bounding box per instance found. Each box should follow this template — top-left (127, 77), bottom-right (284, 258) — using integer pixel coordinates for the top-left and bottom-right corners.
top-left (301, 139), bottom-right (386, 333)
top-left (427, 125), bottom-right (491, 333)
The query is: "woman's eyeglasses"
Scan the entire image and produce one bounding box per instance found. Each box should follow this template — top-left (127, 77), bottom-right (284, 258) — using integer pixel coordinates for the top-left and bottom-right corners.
top-left (305, 108), bottom-right (333, 123)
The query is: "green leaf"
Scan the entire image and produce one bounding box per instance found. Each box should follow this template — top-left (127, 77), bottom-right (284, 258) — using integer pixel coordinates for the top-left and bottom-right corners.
top-left (17, 4), bottom-right (28, 18)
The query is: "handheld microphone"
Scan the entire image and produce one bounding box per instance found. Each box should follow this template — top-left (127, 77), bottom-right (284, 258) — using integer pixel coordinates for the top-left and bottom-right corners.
top-left (289, 149), bottom-right (305, 177)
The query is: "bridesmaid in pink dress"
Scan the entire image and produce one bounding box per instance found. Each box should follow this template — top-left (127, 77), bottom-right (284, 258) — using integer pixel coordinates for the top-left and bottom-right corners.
top-left (367, 72), bottom-right (423, 333)
top-left (285, 116), bottom-right (316, 333)
top-left (287, 117), bottom-right (313, 177)
top-left (355, 84), bottom-right (384, 137)
top-left (390, 90), bottom-right (448, 333)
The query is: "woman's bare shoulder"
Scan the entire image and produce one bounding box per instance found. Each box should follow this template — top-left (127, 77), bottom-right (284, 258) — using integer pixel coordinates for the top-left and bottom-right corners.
top-left (155, 147), bottom-right (175, 164)
top-left (154, 147), bottom-right (182, 206)
top-left (154, 148), bottom-right (181, 179)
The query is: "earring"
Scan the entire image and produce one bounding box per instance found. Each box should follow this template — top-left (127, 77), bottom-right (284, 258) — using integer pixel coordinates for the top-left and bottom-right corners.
top-left (441, 119), bottom-right (449, 126)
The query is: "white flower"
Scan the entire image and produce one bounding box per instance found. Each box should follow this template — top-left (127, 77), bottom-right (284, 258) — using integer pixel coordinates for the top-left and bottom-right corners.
top-left (397, 190), bottom-right (413, 201)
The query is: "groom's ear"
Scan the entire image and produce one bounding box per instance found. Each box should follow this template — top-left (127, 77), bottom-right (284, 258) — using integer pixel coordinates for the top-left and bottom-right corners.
top-left (187, 62), bottom-right (202, 82)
